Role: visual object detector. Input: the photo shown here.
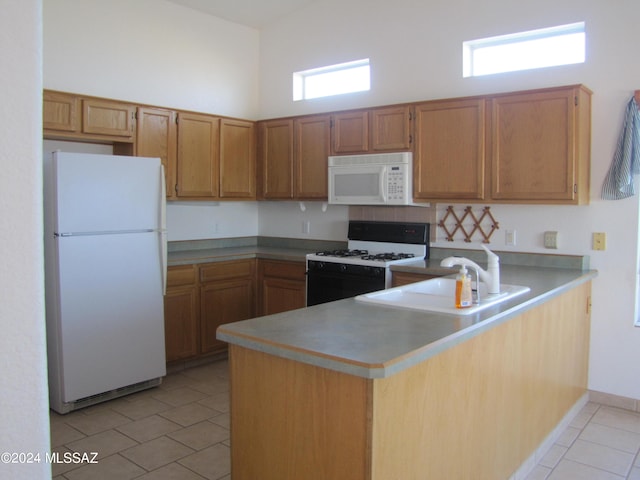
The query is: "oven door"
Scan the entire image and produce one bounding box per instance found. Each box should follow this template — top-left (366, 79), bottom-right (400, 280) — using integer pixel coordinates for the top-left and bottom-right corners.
top-left (306, 260), bottom-right (386, 306)
top-left (328, 164), bottom-right (387, 205)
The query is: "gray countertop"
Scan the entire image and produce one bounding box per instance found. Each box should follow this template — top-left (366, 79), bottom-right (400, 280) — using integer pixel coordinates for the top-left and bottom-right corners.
top-left (168, 245), bottom-right (309, 265)
top-left (217, 264), bottom-right (597, 379)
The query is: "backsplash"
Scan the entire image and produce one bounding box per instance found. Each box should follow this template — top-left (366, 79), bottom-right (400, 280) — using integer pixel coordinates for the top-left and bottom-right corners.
top-left (349, 205), bottom-right (437, 243)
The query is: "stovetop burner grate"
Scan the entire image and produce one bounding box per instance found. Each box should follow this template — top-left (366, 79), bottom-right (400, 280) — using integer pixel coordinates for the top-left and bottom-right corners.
top-left (360, 253), bottom-right (415, 261)
top-left (314, 249), bottom-right (369, 258)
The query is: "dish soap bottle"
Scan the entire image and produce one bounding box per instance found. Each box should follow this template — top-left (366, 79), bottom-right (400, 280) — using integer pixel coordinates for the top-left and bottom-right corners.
top-left (455, 266), bottom-right (472, 309)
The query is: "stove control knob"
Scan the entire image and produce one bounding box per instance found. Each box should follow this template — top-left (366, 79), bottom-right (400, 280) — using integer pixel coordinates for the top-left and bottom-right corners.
top-left (340, 264), bottom-right (348, 272)
top-left (374, 267), bottom-right (384, 276)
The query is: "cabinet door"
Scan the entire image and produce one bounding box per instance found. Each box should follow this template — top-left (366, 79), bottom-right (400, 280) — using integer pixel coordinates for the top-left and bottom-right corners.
top-left (164, 285), bottom-right (199, 362)
top-left (164, 265), bottom-right (199, 362)
top-left (43, 91), bottom-right (80, 133)
top-left (220, 118), bottom-right (256, 199)
top-left (82, 99), bottom-right (135, 138)
top-left (490, 88), bottom-right (580, 202)
top-left (136, 107), bottom-right (177, 199)
top-left (258, 260), bottom-right (306, 316)
top-left (294, 114), bottom-right (331, 199)
top-left (259, 119), bottom-right (294, 199)
top-left (176, 112), bottom-right (220, 198)
top-left (200, 278), bottom-right (255, 354)
top-left (371, 105), bottom-right (412, 151)
top-left (261, 278), bottom-right (306, 316)
top-left (414, 98), bottom-right (486, 200)
top-left (331, 111), bottom-right (369, 154)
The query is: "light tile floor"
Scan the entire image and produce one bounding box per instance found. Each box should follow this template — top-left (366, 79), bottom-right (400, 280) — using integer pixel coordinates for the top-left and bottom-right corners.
top-left (50, 360), bottom-right (231, 480)
top-left (50, 358), bottom-right (640, 479)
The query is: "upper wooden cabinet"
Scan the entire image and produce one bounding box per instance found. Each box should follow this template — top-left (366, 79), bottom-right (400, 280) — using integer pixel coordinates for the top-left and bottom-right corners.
top-left (220, 118), bottom-right (256, 199)
top-left (44, 90), bottom-right (135, 143)
top-left (258, 114), bottom-right (331, 200)
top-left (371, 106), bottom-right (413, 151)
top-left (258, 119), bottom-right (295, 199)
top-left (43, 90), bottom-right (80, 133)
top-left (331, 105), bottom-right (412, 155)
top-left (82, 99), bottom-right (135, 138)
top-left (294, 114), bottom-right (331, 199)
top-left (413, 98), bottom-right (486, 201)
top-left (176, 112), bottom-right (220, 198)
top-left (489, 86), bottom-right (591, 204)
top-left (331, 110), bottom-right (369, 154)
top-left (413, 85), bottom-right (591, 204)
top-left (136, 107), bottom-right (177, 199)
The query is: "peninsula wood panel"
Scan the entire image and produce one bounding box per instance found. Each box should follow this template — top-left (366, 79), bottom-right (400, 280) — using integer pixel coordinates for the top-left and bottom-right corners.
top-left (227, 281), bottom-right (591, 479)
top-left (229, 345), bottom-right (371, 480)
top-left (370, 281), bottom-right (590, 479)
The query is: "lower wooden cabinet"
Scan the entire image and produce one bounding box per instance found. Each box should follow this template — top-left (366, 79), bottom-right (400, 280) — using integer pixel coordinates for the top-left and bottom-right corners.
top-left (164, 265), bottom-right (199, 362)
top-left (200, 259), bottom-right (256, 355)
top-left (258, 260), bottom-right (306, 316)
top-left (164, 258), bottom-right (306, 363)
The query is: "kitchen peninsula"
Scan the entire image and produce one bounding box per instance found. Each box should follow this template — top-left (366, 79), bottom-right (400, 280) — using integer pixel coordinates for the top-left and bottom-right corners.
top-left (217, 263), bottom-right (596, 479)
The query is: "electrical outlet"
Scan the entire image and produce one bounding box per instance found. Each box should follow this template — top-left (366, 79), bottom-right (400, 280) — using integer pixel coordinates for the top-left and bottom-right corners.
top-left (505, 229), bottom-right (516, 246)
top-left (592, 232), bottom-right (606, 251)
top-left (543, 231), bottom-right (558, 249)
top-left (302, 221), bottom-right (310, 234)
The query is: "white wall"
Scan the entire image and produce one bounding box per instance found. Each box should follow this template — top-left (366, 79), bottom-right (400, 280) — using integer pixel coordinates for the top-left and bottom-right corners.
top-left (43, 0), bottom-right (260, 119)
top-left (258, 201), bottom-right (349, 240)
top-left (42, 0), bottom-right (640, 400)
top-left (0, 1), bottom-right (51, 478)
top-left (257, 0), bottom-right (640, 399)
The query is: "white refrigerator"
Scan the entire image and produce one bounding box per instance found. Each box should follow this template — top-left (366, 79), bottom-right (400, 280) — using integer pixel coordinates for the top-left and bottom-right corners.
top-left (44, 151), bottom-right (167, 414)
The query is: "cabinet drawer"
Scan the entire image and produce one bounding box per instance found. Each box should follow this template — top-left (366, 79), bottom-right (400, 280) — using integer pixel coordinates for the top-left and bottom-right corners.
top-left (200, 259), bottom-right (255, 282)
top-left (167, 264), bottom-right (197, 287)
top-left (261, 260), bottom-right (306, 280)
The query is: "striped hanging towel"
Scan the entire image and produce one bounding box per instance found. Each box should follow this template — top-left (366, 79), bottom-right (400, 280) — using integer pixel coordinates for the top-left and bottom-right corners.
top-left (602, 96), bottom-right (640, 200)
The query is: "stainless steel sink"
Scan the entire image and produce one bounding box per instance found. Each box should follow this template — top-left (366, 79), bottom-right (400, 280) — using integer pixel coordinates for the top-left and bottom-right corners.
top-left (355, 277), bottom-right (530, 315)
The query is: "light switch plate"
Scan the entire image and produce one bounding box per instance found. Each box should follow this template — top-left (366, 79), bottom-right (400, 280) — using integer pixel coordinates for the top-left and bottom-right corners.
top-left (593, 232), bottom-right (606, 251)
top-left (544, 231), bottom-right (558, 249)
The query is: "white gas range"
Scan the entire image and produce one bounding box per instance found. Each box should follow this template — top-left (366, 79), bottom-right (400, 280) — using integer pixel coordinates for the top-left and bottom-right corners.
top-left (306, 221), bottom-right (430, 306)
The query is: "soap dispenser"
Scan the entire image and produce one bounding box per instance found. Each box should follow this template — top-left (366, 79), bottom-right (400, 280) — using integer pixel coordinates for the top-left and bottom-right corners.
top-left (455, 266), bottom-right (472, 309)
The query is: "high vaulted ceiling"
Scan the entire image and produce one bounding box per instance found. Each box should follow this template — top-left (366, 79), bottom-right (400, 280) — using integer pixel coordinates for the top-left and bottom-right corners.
top-left (165, 0), bottom-right (318, 28)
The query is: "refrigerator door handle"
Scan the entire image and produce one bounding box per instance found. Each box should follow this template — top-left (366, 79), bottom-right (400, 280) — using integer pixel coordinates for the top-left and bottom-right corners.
top-left (160, 164), bottom-right (168, 295)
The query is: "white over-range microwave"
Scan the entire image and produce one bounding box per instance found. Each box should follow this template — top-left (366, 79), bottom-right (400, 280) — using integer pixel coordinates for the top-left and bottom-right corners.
top-left (328, 152), bottom-right (412, 205)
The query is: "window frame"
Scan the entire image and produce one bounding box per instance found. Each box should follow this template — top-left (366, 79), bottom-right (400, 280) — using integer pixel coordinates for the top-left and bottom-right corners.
top-left (293, 58), bottom-right (371, 101)
top-left (463, 22), bottom-right (586, 78)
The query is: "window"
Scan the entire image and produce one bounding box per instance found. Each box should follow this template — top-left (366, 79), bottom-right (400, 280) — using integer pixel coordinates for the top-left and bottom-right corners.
top-left (463, 22), bottom-right (585, 78)
top-left (293, 59), bottom-right (370, 101)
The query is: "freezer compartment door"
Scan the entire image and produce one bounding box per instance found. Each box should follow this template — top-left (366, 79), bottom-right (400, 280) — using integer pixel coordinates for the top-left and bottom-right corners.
top-left (53, 151), bottom-right (163, 233)
top-left (53, 232), bottom-right (166, 403)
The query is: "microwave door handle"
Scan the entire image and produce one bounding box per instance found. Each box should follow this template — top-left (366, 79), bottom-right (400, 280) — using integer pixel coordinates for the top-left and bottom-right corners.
top-left (380, 167), bottom-right (387, 202)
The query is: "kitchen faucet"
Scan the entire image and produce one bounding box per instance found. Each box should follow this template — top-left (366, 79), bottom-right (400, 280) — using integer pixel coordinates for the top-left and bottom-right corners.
top-left (440, 245), bottom-right (501, 297)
